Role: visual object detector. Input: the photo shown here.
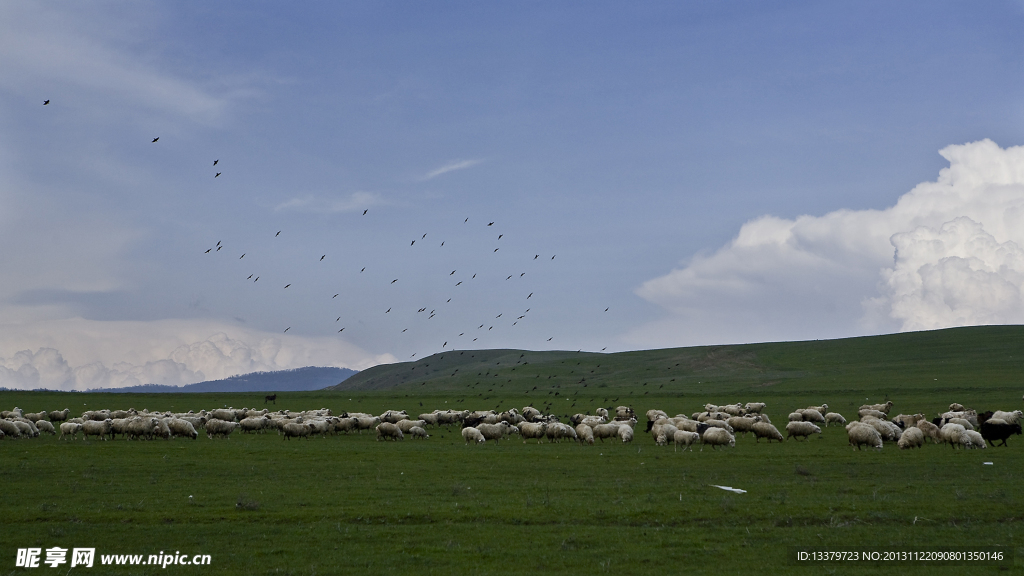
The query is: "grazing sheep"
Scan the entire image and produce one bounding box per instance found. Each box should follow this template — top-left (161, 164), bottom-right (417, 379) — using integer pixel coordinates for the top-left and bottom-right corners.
top-left (727, 416), bottom-right (760, 435)
top-left (949, 403), bottom-right (966, 412)
top-left (239, 416), bottom-right (269, 433)
top-left (0, 420), bottom-right (22, 438)
top-left (462, 426), bottom-right (485, 444)
top-left (645, 409), bottom-right (668, 431)
top-left (58, 422), bottom-right (81, 440)
top-left (858, 409), bottom-right (887, 420)
top-left (891, 413), bottom-right (924, 428)
top-left (915, 420), bottom-right (941, 443)
top-left (786, 421), bottom-right (821, 441)
top-left (375, 422), bottom-right (404, 441)
top-left (963, 430), bottom-right (986, 449)
top-left (744, 402), bottom-right (766, 414)
top-left (702, 419), bottom-right (734, 433)
top-left (946, 417), bottom-right (974, 431)
top-left (477, 422), bottom-right (512, 443)
top-left (595, 407), bottom-right (609, 419)
top-left (788, 412), bottom-right (805, 422)
top-left (939, 423), bottom-right (969, 449)
top-left (593, 422), bottom-right (622, 443)
top-left (650, 421), bottom-right (679, 444)
top-left (282, 422), bottom-right (312, 440)
top-left (751, 421), bottom-right (784, 443)
top-left (673, 429), bottom-right (700, 451)
top-left (418, 413), bottom-right (440, 427)
top-left (81, 419), bottom-right (112, 441)
top-left (355, 416), bottom-right (381, 433)
top-left (897, 426), bottom-right (925, 449)
top-left (799, 409), bottom-right (826, 423)
top-left (521, 406), bottom-right (543, 422)
top-left (205, 419), bottom-right (238, 439)
top-left (991, 410), bottom-right (1023, 425)
top-left (858, 418), bottom-right (898, 442)
top-left (721, 404), bottom-right (745, 417)
top-left (807, 404), bottom-right (828, 416)
top-left (409, 426), bottom-right (430, 439)
top-left (979, 419), bottom-right (1022, 447)
top-left (824, 412), bottom-right (847, 427)
top-left (860, 401), bottom-right (893, 414)
top-left (615, 406), bottom-right (635, 420)
top-left (618, 426), bottom-right (634, 443)
top-left (396, 419), bottom-right (427, 433)
top-left (847, 423), bottom-right (883, 450)
top-left (23, 411), bottom-right (47, 422)
top-left (209, 408), bottom-right (236, 422)
top-left (518, 422), bottom-right (548, 443)
top-left (127, 417), bottom-right (160, 440)
top-left (167, 418), bottom-right (198, 440)
top-left (12, 420), bottom-right (37, 438)
top-left (700, 428), bottom-right (735, 450)
top-left (48, 408), bottom-right (70, 423)
top-left (34, 420), bottom-right (56, 435)
top-left (576, 424), bottom-right (594, 445)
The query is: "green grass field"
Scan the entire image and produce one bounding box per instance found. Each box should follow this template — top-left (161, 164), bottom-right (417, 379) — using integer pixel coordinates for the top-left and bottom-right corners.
top-left (2, 326), bottom-right (1023, 575)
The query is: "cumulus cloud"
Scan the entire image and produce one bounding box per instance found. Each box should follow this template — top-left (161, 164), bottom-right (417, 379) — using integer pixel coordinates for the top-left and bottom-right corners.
top-left (0, 319), bottom-right (396, 390)
top-left (630, 139), bottom-right (1024, 346)
top-left (420, 159), bottom-right (483, 180)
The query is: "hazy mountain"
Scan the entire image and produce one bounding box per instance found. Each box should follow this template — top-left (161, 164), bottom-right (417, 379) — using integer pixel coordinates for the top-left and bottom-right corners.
top-left (89, 366), bottom-right (357, 393)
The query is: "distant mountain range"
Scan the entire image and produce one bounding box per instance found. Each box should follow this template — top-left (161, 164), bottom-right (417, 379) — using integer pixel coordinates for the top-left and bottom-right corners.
top-left (88, 366), bottom-right (357, 393)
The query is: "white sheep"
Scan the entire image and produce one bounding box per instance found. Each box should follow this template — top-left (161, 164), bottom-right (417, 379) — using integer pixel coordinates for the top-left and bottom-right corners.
top-left (857, 408), bottom-right (887, 420)
top-left (824, 412), bottom-right (847, 427)
top-left (282, 422), bottom-right (312, 440)
top-left (785, 421), bottom-right (821, 441)
top-left (205, 419), bottom-right (238, 439)
top-left (963, 429), bottom-right (986, 449)
top-left (946, 417), bottom-right (974, 430)
top-left (897, 426), bottom-right (925, 449)
top-left (596, 407), bottom-right (609, 419)
top-left (727, 416), bottom-right (760, 435)
top-left (700, 427), bottom-right (735, 450)
top-left (751, 421), bottom-right (784, 443)
top-left (167, 418), bottom-right (198, 440)
top-left (618, 426), bottom-right (634, 443)
top-left (58, 422), bottom-right (82, 440)
top-left (462, 426), bottom-right (485, 444)
top-left (915, 420), bottom-right (941, 443)
top-left (375, 422), bottom-right (405, 441)
top-left (409, 426), bottom-right (430, 439)
top-left (593, 422), bottom-right (622, 443)
top-left (476, 422), bottom-right (512, 443)
top-left (807, 404), bottom-right (828, 415)
top-left (991, 410), bottom-right (1023, 425)
top-left (518, 422), bottom-right (548, 443)
top-left (396, 419), bottom-right (427, 433)
top-left (673, 429), bottom-right (700, 451)
top-left (744, 402), bottom-right (766, 414)
top-left (847, 423), bottom-right (883, 450)
top-left (81, 419), bottom-right (112, 441)
top-left (34, 420), bottom-right (56, 435)
top-left (799, 409), bottom-right (826, 423)
top-left (860, 401), bottom-right (893, 414)
top-left (788, 412), bottom-right (804, 422)
top-left (702, 419), bottom-right (734, 433)
top-left (48, 408), bottom-right (71, 422)
top-left (576, 423), bottom-right (594, 445)
top-left (939, 423), bottom-right (969, 449)
top-left (949, 403), bottom-right (966, 412)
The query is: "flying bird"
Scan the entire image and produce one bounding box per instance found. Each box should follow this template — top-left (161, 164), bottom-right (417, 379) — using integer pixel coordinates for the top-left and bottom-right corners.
top-left (239, 254), bottom-right (245, 259)
top-left (443, 342), bottom-right (447, 347)
top-left (488, 222), bottom-right (494, 226)
top-left (411, 240), bottom-right (416, 246)
top-left (216, 246), bottom-right (222, 251)
top-left (552, 255), bottom-right (556, 259)
top-left (402, 329), bottom-right (407, 332)
top-left (333, 294), bottom-right (338, 298)
top-left (215, 173), bottom-right (221, 178)
top-left (336, 317), bottom-right (341, 321)
top-left (450, 270), bottom-right (456, 275)
top-left (446, 298), bottom-right (451, 302)
top-left (276, 231), bottom-right (281, 237)
top-left (284, 284), bottom-right (291, 288)
top-left (386, 308), bottom-right (391, 313)
top-left (43, 100), bottom-right (50, 105)
top-left (320, 255), bottom-right (325, 261)
top-left (284, 327), bottom-right (290, 333)
top-left (204, 248), bottom-right (211, 253)
top-left (494, 248), bottom-right (499, 252)
top-left (547, 337), bottom-right (553, 341)
top-left (456, 281), bottom-right (462, 286)
top-left (213, 159), bottom-right (219, 166)
top-left (247, 274), bottom-right (253, 279)
top-left (534, 255), bottom-right (539, 259)
top-left (152, 137), bottom-right (159, 143)
top-left (472, 274), bottom-right (476, 278)
top-left (217, 241), bottom-right (221, 246)
top-left (363, 209), bottom-right (368, 215)
top-left (441, 242), bottom-right (444, 246)
top-left (507, 275), bottom-right (512, 280)
top-left (339, 328), bottom-right (345, 332)
top-left (498, 234), bottom-right (503, 239)
top-left (391, 279), bottom-right (398, 284)
top-left (254, 277), bottom-right (259, 282)
top-left (527, 293), bottom-right (533, 299)
top-left (465, 218), bottom-right (469, 222)
top-left (360, 267), bottom-right (365, 272)
top-left (422, 233), bottom-right (427, 239)
top-left (496, 314), bottom-right (502, 318)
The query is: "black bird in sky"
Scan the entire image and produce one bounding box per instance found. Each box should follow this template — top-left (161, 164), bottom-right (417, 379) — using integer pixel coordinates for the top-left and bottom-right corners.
top-left (472, 274), bottom-right (476, 278)
top-left (216, 246), bottom-right (222, 251)
top-left (552, 255), bottom-right (556, 259)
top-left (213, 159), bottom-right (219, 166)
top-left (333, 294), bottom-right (338, 298)
top-left (152, 137), bottom-right (159, 142)
top-left (391, 279), bottom-right (398, 284)
top-left (506, 275), bottom-right (512, 280)
top-left (446, 298), bottom-right (451, 302)
top-left (527, 293), bottom-right (533, 299)
top-left (339, 328), bottom-right (345, 332)
top-left (239, 254), bottom-right (245, 259)
top-left (336, 317), bottom-right (341, 321)
top-left (441, 242), bottom-right (444, 246)
top-left (204, 248), bottom-right (211, 253)
top-left (284, 327), bottom-right (290, 333)
top-left (363, 209), bottom-right (368, 215)
top-left (498, 234), bottom-right (503, 239)
top-left (488, 222), bottom-right (494, 226)
top-left (443, 342), bottom-right (447, 347)
top-left (43, 100), bottom-right (49, 105)
top-left (496, 314), bottom-right (502, 318)
top-left (450, 270), bottom-right (456, 275)
top-left (320, 255), bottom-right (325, 261)
top-left (402, 329), bottom-right (407, 332)
top-left (547, 337), bottom-right (553, 341)
top-left (276, 231), bottom-right (281, 237)
top-left (247, 274), bottom-right (253, 279)
top-left (360, 267), bottom-right (365, 272)
top-left (456, 281), bottom-right (462, 286)
top-left (422, 233), bottom-right (427, 239)
top-left (284, 284), bottom-right (291, 288)
top-left (605, 308), bottom-right (609, 312)
top-left (534, 255), bottom-right (539, 259)
top-left (494, 248), bottom-right (499, 252)
top-left (254, 277), bottom-right (259, 282)
top-left (217, 241), bottom-right (221, 246)
top-left (465, 218), bottom-right (469, 222)
top-left (215, 172), bottom-right (221, 178)
top-left (386, 308), bottom-right (391, 313)
top-left (411, 240), bottom-right (416, 246)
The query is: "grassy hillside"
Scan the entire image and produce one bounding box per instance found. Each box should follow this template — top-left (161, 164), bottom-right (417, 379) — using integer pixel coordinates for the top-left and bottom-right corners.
top-left (1, 326), bottom-right (1022, 575)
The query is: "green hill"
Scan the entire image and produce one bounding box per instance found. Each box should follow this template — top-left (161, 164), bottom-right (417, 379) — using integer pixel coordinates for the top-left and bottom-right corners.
top-left (328, 325), bottom-right (1024, 400)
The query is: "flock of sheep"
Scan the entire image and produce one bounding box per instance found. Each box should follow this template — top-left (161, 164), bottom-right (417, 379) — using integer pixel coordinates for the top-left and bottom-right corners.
top-left (1, 401), bottom-right (1020, 453)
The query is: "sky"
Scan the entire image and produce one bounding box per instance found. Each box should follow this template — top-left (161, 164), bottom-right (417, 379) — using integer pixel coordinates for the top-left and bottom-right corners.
top-left (3, 1), bottom-right (1024, 390)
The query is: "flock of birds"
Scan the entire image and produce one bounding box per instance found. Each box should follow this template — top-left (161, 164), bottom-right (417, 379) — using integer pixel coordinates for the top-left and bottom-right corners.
top-left (38, 97), bottom-right (616, 361)
top-left (39, 95), bottom-right (612, 360)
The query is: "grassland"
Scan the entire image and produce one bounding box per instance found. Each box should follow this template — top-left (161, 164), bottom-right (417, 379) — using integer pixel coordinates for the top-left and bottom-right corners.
top-left (2, 326), bottom-right (1023, 575)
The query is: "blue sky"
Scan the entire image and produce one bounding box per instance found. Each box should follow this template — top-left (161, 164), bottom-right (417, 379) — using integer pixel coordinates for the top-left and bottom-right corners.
top-left (3, 2), bottom-right (1024, 388)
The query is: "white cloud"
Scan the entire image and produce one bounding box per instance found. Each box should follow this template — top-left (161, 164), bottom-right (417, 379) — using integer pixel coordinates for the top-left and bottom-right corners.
top-left (0, 318), bottom-right (396, 390)
top-left (420, 159), bottom-right (483, 180)
top-left (630, 139), bottom-right (1024, 346)
top-left (275, 191), bottom-right (382, 214)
